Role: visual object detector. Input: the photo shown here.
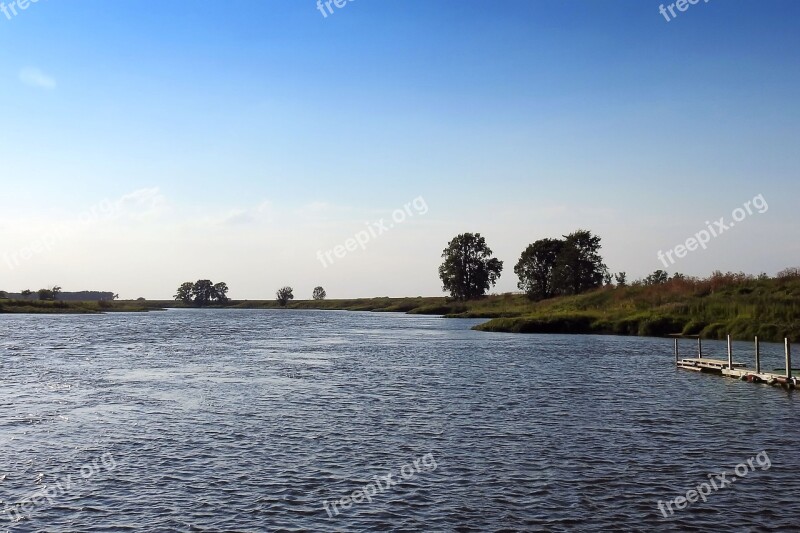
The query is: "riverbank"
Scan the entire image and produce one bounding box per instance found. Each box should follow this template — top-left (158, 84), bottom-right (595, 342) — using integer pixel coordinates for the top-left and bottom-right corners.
top-left (472, 275), bottom-right (800, 343)
top-left (3, 274), bottom-right (799, 342)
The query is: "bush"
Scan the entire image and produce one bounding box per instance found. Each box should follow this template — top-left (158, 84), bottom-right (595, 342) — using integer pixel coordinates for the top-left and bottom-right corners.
top-left (638, 316), bottom-right (687, 337)
top-left (682, 319), bottom-right (708, 336)
top-left (701, 322), bottom-right (729, 339)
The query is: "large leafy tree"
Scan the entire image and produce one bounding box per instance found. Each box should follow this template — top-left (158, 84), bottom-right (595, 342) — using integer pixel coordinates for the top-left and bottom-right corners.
top-left (552, 230), bottom-right (607, 295)
top-left (514, 238), bottom-right (564, 301)
top-left (174, 280), bottom-right (230, 306)
top-left (38, 288), bottom-right (54, 301)
top-left (191, 280), bottom-right (216, 306)
top-left (175, 282), bottom-right (194, 304)
top-left (312, 286), bottom-right (326, 300)
top-left (276, 286), bottom-right (294, 306)
top-left (438, 233), bottom-right (503, 301)
top-left (213, 282), bottom-right (230, 303)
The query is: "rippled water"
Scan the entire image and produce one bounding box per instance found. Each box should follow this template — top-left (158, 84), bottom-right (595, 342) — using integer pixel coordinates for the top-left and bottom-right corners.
top-left (1, 310), bottom-right (799, 532)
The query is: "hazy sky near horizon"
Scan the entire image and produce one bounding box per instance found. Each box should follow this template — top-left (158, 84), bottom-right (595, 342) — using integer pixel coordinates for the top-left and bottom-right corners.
top-left (1, 0), bottom-right (798, 299)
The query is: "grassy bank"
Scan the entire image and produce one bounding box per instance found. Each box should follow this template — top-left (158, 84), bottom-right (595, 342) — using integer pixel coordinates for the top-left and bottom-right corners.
top-left (4, 275), bottom-right (799, 343)
top-left (0, 299), bottom-right (164, 314)
top-left (472, 275), bottom-right (800, 343)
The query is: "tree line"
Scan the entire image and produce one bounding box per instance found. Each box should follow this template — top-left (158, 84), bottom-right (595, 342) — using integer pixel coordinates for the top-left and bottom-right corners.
top-left (0, 286), bottom-right (65, 301)
top-left (174, 281), bottom-right (327, 306)
top-left (438, 230), bottom-right (612, 302)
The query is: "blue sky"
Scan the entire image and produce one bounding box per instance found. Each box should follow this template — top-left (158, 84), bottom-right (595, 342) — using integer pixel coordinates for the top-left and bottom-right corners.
top-left (1, 0), bottom-right (798, 299)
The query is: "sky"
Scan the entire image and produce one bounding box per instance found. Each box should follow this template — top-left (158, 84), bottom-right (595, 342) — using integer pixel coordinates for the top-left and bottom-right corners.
top-left (1, 0), bottom-right (798, 300)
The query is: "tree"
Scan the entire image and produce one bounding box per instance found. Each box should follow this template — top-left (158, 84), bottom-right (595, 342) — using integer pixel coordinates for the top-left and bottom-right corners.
top-left (38, 288), bottom-right (54, 301)
top-left (52, 286), bottom-right (62, 300)
top-left (191, 280), bottom-right (215, 306)
top-left (552, 230), bottom-right (607, 295)
top-left (175, 282), bottom-right (194, 304)
top-left (175, 280), bottom-right (230, 306)
top-left (514, 238), bottom-right (564, 301)
top-left (213, 282), bottom-right (230, 303)
top-left (312, 286), bottom-right (327, 300)
top-left (615, 272), bottom-right (628, 287)
top-left (276, 286), bottom-right (294, 306)
top-left (644, 270), bottom-right (669, 285)
top-left (21, 289), bottom-right (32, 299)
top-left (438, 233), bottom-right (503, 301)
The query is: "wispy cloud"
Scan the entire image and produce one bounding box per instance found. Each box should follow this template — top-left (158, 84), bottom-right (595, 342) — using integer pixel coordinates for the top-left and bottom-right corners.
top-left (114, 187), bottom-right (167, 220)
top-left (19, 67), bottom-right (56, 90)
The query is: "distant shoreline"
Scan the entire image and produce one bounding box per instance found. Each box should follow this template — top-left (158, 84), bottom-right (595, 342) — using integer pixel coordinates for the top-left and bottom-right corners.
top-left (3, 275), bottom-right (800, 343)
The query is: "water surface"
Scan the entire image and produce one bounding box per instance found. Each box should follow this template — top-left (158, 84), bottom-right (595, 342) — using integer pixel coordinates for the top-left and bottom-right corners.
top-left (1, 310), bottom-right (798, 531)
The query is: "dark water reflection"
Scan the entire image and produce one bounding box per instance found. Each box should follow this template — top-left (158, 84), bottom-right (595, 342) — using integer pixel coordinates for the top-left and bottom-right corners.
top-left (1, 310), bottom-right (798, 531)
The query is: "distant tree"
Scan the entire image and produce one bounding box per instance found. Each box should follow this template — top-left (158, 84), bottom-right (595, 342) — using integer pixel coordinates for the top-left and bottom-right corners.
top-left (175, 282), bottom-right (194, 304)
top-left (38, 288), bottom-right (55, 301)
top-left (615, 272), bottom-right (628, 287)
top-left (113, 293), bottom-right (119, 300)
top-left (777, 267), bottom-right (800, 279)
top-left (603, 272), bottom-right (613, 286)
top-left (175, 280), bottom-right (230, 305)
top-left (136, 297), bottom-right (146, 302)
top-left (276, 286), bottom-right (294, 306)
top-left (213, 282), bottom-right (230, 303)
top-left (52, 286), bottom-right (62, 300)
top-left (312, 286), bottom-right (327, 300)
top-left (644, 270), bottom-right (669, 285)
top-left (21, 289), bottom-right (32, 299)
top-left (439, 233), bottom-right (503, 301)
top-left (192, 280), bottom-right (216, 306)
top-left (514, 238), bottom-right (564, 301)
top-left (552, 230), bottom-right (607, 295)
top-left (671, 272), bottom-right (686, 281)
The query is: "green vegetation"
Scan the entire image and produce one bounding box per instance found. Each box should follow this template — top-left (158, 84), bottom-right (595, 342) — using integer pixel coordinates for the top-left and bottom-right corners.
top-left (514, 230), bottom-right (607, 300)
top-left (276, 286), bottom-right (294, 306)
top-left (438, 233), bottom-right (503, 300)
top-left (473, 271), bottom-right (800, 342)
top-left (174, 280), bottom-right (230, 306)
top-left (3, 271), bottom-right (799, 343)
top-left (0, 299), bottom-right (162, 314)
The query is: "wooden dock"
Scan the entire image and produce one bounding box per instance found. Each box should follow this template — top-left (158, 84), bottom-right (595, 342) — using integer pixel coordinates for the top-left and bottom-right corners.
top-left (672, 334), bottom-right (798, 389)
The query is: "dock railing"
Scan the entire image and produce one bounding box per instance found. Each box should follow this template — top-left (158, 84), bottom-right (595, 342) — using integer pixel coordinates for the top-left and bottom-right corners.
top-left (672, 333), bottom-right (796, 389)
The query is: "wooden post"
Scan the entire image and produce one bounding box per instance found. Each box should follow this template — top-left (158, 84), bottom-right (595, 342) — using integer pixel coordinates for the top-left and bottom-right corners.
top-left (727, 335), bottom-right (733, 370)
top-left (786, 338), bottom-right (792, 378)
top-left (698, 337), bottom-right (702, 359)
top-left (755, 336), bottom-right (761, 374)
top-left (674, 338), bottom-right (679, 363)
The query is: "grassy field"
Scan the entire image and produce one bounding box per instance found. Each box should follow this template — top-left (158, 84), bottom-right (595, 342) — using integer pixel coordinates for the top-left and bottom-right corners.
top-left (0, 299), bottom-right (164, 314)
top-left (471, 274), bottom-right (800, 342)
top-left (4, 274), bottom-right (799, 342)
